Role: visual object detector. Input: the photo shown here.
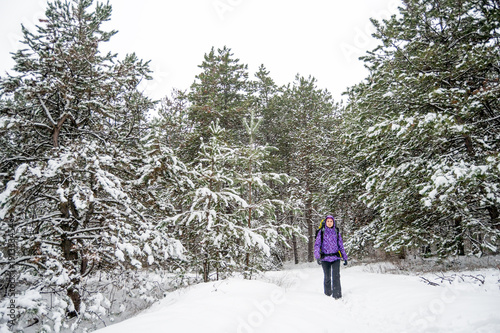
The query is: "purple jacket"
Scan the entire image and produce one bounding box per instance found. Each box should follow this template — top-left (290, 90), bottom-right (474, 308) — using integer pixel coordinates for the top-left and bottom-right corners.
top-left (314, 224), bottom-right (348, 262)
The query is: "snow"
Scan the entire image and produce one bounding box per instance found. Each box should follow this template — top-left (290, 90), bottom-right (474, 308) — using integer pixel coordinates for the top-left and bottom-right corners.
top-left (15, 290), bottom-right (42, 309)
top-left (51, 270), bottom-right (70, 286)
top-left (13, 163), bottom-right (28, 181)
top-left (244, 229), bottom-right (271, 257)
top-left (424, 112), bottom-right (437, 122)
top-left (56, 187), bottom-right (67, 203)
top-left (118, 242), bottom-right (136, 257)
top-left (94, 263), bottom-right (500, 333)
top-left (0, 181), bottom-right (18, 219)
top-left (143, 244), bottom-right (152, 255)
top-left (28, 166), bottom-right (42, 178)
top-left (130, 259), bottom-right (142, 269)
top-left (115, 249), bottom-right (125, 262)
top-left (0, 163), bottom-right (28, 219)
top-left (431, 88), bottom-right (444, 95)
top-left (44, 155), bottom-right (74, 178)
top-left (95, 170), bottom-right (128, 201)
top-left (433, 175), bottom-right (451, 187)
top-left (72, 191), bottom-right (87, 211)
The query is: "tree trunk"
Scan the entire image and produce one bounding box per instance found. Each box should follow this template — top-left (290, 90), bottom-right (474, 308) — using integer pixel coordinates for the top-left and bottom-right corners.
top-left (455, 115), bottom-right (474, 156)
top-left (67, 286), bottom-right (81, 318)
top-left (488, 206), bottom-right (499, 230)
top-left (245, 181), bottom-right (252, 272)
top-left (290, 215), bottom-right (299, 264)
top-left (306, 193), bottom-right (314, 262)
top-left (52, 113), bottom-right (71, 148)
top-left (203, 253), bottom-right (210, 282)
top-left (292, 233), bottom-right (299, 264)
top-left (60, 197), bottom-right (82, 316)
top-left (454, 216), bottom-right (465, 256)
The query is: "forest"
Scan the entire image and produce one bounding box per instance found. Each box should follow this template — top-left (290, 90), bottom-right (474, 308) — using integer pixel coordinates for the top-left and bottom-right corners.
top-left (0, 0), bottom-right (499, 331)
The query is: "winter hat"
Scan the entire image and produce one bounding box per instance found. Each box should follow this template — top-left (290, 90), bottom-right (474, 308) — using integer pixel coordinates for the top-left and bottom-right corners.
top-left (325, 215), bottom-right (335, 222)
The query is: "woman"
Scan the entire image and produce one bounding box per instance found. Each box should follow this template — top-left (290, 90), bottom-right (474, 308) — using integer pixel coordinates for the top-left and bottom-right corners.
top-left (314, 215), bottom-right (348, 299)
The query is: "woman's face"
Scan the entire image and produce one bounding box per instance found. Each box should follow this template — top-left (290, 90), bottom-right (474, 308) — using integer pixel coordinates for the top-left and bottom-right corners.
top-left (326, 218), bottom-right (334, 228)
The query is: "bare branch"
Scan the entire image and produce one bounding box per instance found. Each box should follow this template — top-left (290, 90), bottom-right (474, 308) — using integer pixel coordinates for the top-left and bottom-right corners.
top-left (419, 276), bottom-right (440, 286)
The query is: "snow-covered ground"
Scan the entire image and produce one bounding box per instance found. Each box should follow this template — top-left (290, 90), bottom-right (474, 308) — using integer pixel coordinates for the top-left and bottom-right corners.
top-left (95, 262), bottom-right (500, 333)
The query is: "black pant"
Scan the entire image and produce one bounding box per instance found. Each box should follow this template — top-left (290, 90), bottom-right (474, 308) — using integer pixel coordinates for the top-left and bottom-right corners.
top-left (321, 260), bottom-right (342, 298)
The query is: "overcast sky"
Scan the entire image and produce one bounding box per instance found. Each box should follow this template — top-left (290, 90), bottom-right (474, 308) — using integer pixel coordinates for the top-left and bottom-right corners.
top-left (0, 0), bottom-right (401, 103)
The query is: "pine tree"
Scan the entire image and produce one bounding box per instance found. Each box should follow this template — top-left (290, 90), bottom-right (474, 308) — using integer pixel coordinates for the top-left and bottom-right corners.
top-left (162, 122), bottom-right (247, 281)
top-left (264, 75), bottom-right (336, 262)
top-left (154, 89), bottom-right (193, 158)
top-left (235, 110), bottom-right (295, 276)
top-left (335, 0), bottom-right (500, 257)
top-left (0, 1), bottom-right (184, 329)
top-left (187, 46), bottom-right (250, 148)
top-left (249, 65), bottom-right (277, 114)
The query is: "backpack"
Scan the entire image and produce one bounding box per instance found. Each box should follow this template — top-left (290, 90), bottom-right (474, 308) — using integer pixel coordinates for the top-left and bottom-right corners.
top-left (315, 218), bottom-right (343, 259)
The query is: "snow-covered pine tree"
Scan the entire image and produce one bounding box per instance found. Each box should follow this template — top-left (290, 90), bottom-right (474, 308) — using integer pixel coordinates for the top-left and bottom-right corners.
top-left (335, 0), bottom-right (500, 257)
top-left (162, 122), bottom-right (247, 282)
top-left (235, 110), bottom-right (296, 276)
top-left (0, 1), bottom-right (184, 330)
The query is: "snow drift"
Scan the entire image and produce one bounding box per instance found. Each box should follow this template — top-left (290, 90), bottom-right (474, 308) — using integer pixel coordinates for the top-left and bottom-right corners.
top-left (95, 262), bottom-right (500, 333)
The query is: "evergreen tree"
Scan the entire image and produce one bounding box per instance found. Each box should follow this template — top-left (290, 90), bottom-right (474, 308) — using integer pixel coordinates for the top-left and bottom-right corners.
top-left (162, 122), bottom-right (247, 281)
top-left (0, 1), bottom-right (184, 329)
top-left (162, 117), bottom-right (295, 280)
top-left (249, 65), bottom-right (278, 114)
top-left (187, 46), bottom-right (250, 148)
top-left (248, 65), bottom-right (280, 148)
top-left (154, 89), bottom-right (193, 158)
top-left (264, 75), bottom-right (336, 262)
top-left (234, 111), bottom-right (295, 275)
top-left (334, 0), bottom-right (500, 256)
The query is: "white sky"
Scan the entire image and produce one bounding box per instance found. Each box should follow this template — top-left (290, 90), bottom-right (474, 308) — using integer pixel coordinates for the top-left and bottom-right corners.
top-left (0, 0), bottom-right (401, 103)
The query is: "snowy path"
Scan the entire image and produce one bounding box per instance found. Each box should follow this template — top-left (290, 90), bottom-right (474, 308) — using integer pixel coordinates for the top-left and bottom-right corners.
top-left (95, 263), bottom-right (500, 333)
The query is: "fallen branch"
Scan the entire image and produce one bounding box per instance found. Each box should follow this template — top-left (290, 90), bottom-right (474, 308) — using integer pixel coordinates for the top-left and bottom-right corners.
top-left (421, 273), bottom-right (488, 287)
top-left (420, 276), bottom-right (440, 286)
top-left (464, 274), bottom-right (485, 285)
top-left (434, 273), bottom-right (459, 284)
